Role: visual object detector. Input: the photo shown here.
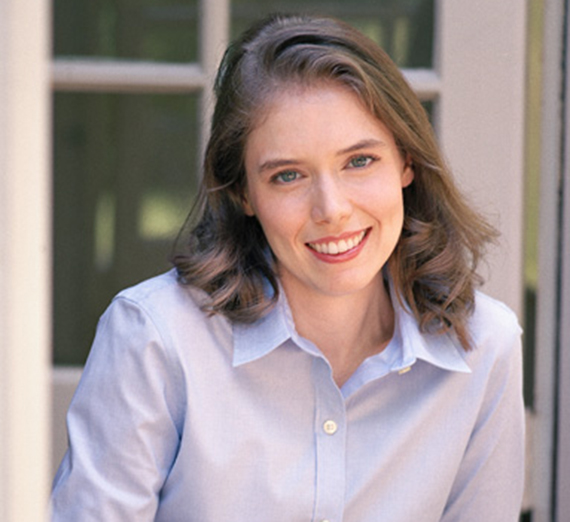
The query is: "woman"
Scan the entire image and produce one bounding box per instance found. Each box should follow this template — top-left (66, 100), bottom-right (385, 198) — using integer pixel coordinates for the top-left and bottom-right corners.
top-left (51, 14), bottom-right (525, 521)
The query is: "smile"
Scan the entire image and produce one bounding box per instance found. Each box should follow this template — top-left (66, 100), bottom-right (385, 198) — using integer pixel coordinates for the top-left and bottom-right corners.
top-left (307, 229), bottom-right (368, 255)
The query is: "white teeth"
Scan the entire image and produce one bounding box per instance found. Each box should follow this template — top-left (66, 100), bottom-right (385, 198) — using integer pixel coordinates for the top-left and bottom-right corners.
top-left (309, 230), bottom-right (366, 255)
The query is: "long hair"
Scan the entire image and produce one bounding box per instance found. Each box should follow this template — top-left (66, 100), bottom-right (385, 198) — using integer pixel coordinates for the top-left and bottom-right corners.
top-left (172, 13), bottom-right (497, 350)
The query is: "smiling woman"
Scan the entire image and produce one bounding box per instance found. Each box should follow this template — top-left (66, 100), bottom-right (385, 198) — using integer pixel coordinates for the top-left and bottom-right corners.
top-left (50, 13), bottom-right (525, 522)
top-left (176, 14), bottom-right (495, 352)
top-left (240, 85), bottom-right (414, 382)
top-left (241, 85), bottom-right (413, 367)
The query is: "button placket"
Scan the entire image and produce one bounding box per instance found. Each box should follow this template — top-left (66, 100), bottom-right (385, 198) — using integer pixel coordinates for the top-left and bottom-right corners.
top-left (312, 357), bottom-right (347, 522)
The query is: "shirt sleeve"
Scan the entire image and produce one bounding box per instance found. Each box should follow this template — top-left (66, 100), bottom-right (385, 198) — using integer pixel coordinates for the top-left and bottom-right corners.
top-left (50, 296), bottom-right (184, 521)
top-left (441, 322), bottom-right (525, 522)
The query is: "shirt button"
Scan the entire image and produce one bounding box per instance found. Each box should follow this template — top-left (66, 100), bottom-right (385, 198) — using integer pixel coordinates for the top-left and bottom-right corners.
top-left (323, 420), bottom-right (338, 435)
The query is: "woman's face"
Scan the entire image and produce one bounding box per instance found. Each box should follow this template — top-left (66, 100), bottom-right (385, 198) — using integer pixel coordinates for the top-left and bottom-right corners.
top-left (243, 83), bottom-right (413, 303)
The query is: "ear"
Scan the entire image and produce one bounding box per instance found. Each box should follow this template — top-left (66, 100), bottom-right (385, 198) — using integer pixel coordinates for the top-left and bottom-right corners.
top-left (401, 156), bottom-right (414, 188)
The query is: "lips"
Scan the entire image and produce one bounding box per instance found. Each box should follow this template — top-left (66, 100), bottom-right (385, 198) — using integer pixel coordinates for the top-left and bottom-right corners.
top-left (307, 229), bottom-right (368, 255)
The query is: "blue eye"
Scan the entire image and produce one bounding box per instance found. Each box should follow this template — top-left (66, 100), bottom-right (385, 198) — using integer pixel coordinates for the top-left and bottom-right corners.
top-left (349, 155), bottom-right (373, 168)
top-left (274, 171), bottom-right (299, 183)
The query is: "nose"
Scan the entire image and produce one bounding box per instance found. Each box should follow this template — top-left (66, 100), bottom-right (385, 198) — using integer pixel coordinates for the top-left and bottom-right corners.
top-left (310, 174), bottom-right (353, 225)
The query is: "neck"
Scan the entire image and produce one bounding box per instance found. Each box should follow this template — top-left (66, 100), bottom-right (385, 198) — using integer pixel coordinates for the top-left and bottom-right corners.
top-left (282, 275), bottom-right (395, 387)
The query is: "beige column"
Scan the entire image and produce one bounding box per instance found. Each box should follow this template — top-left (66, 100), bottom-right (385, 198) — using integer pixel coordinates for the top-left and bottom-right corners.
top-left (437, 0), bottom-right (527, 317)
top-left (0, 0), bottom-right (51, 520)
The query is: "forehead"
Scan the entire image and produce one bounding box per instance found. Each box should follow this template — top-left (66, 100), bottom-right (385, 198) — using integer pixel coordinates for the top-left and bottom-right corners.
top-left (250, 80), bottom-right (381, 134)
top-left (244, 82), bottom-right (399, 163)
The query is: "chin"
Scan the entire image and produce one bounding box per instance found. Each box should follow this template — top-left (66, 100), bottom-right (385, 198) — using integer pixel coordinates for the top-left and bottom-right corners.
top-left (314, 273), bottom-right (383, 297)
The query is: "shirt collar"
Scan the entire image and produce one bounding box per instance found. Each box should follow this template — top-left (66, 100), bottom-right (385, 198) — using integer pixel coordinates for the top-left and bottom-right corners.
top-left (232, 288), bottom-right (294, 367)
top-left (233, 280), bottom-right (471, 374)
top-left (387, 278), bottom-right (471, 374)
top-left (391, 300), bottom-right (471, 374)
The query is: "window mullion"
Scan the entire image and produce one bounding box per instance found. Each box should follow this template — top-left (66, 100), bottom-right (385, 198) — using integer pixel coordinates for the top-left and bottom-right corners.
top-left (199, 0), bottom-right (230, 155)
top-left (52, 60), bottom-right (206, 93)
top-left (402, 69), bottom-right (441, 101)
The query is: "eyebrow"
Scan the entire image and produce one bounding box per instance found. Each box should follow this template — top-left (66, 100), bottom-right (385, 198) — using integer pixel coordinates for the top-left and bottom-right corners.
top-left (257, 158), bottom-right (299, 175)
top-left (338, 139), bottom-right (387, 155)
top-left (256, 138), bottom-right (387, 174)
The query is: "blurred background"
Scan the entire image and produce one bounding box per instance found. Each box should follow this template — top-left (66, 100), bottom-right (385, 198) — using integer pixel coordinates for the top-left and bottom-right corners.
top-left (1, 0), bottom-right (568, 520)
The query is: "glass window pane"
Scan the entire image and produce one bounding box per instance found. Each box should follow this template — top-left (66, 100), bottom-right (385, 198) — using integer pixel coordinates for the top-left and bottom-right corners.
top-left (53, 1), bottom-right (199, 62)
top-left (53, 92), bottom-right (200, 365)
top-left (231, 0), bottom-right (434, 68)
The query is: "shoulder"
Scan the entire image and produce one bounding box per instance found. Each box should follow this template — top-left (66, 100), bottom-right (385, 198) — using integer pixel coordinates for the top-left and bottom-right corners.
top-left (115, 269), bottom-right (204, 308)
top-left (112, 269), bottom-right (212, 322)
top-left (101, 269), bottom-right (230, 347)
top-left (469, 291), bottom-right (522, 343)
top-left (464, 291), bottom-right (523, 369)
top-left (90, 270), bottom-right (233, 373)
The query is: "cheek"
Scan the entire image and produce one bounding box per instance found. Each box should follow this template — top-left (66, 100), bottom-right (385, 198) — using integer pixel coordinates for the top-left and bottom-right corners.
top-left (364, 182), bottom-right (405, 218)
top-left (257, 209), bottom-right (296, 245)
top-left (252, 197), bottom-right (307, 252)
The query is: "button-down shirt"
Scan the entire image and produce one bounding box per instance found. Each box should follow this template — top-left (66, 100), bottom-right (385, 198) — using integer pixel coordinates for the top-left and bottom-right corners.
top-left (51, 269), bottom-right (525, 521)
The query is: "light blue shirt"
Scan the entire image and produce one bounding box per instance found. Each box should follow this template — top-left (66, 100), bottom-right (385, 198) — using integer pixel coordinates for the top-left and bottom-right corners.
top-left (51, 269), bottom-right (525, 521)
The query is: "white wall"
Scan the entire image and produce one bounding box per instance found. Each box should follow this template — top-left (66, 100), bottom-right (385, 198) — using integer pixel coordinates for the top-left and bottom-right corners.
top-left (437, 0), bottom-right (527, 318)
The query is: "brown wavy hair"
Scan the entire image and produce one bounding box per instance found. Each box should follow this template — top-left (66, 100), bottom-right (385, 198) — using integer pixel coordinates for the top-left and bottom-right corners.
top-left (172, 13), bottom-right (498, 350)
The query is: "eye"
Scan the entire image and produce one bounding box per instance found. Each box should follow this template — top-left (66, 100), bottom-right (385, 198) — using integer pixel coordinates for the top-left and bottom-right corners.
top-left (348, 155), bottom-right (375, 169)
top-left (272, 170), bottom-right (300, 184)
